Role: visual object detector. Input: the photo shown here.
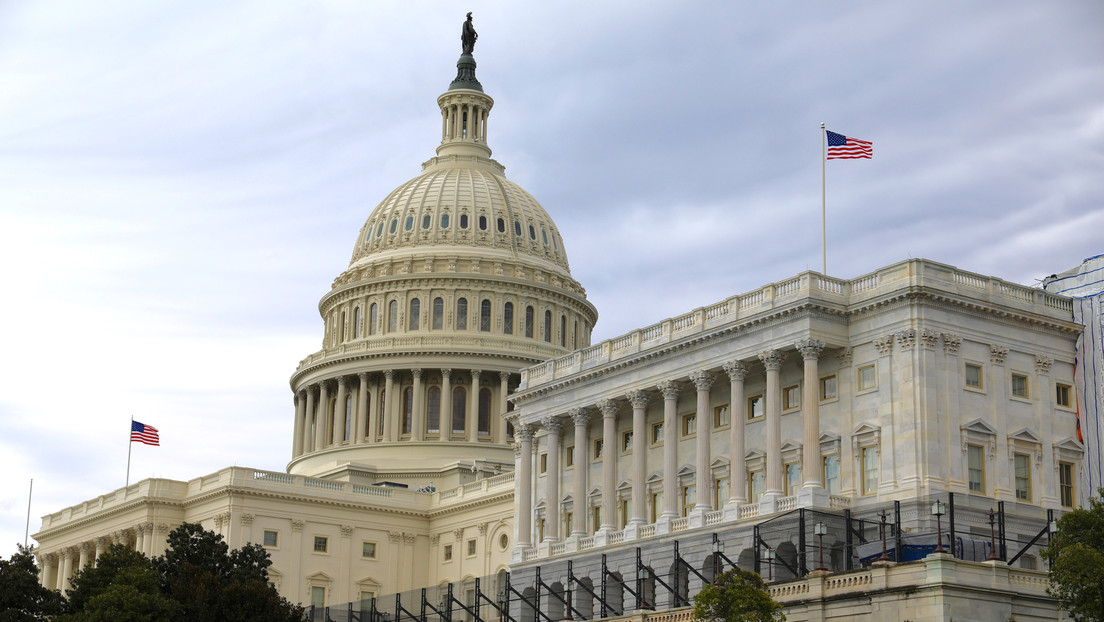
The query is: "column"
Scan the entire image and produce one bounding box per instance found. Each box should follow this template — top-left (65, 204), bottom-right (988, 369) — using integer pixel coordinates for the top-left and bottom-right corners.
top-left (297, 390), bottom-right (311, 456)
top-left (798, 339), bottom-right (826, 489)
top-left (292, 391), bottom-right (305, 458)
top-left (627, 390), bottom-right (649, 526)
top-left (135, 525), bottom-right (145, 556)
top-left (317, 381), bottom-right (331, 447)
top-left (77, 542), bottom-right (91, 571)
top-left (412, 369), bottom-right (424, 440)
top-left (691, 370), bottom-right (715, 512)
top-left (368, 376), bottom-right (379, 443)
top-left (440, 369), bottom-right (452, 442)
top-left (333, 376), bottom-right (348, 444)
top-left (355, 373), bottom-right (369, 443)
top-left (498, 372), bottom-right (510, 443)
top-left (94, 536), bottom-right (109, 562)
top-left (517, 424), bottom-right (535, 547)
top-left (41, 553), bottom-right (57, 589)
top-left (658, 380), bottom-right (680, 520)
top-left (308, 386), bottom-right (321, 452)
top-left (468, 370), bottom-right (481, 441)
top-left (59, 548), bottom-right (74, 592)
top-left (542, 417), bottom-right (563, 542)
top-left (570, 407), bottom-right (590, 537)
top-left (383, 370), bottom-right (395, 442)
top-left (598, 399), bottom-right (619, 532)
top-left (760, 350), bottom-right (784, 499)
top-left (723, 361), bottom-right (749, 506)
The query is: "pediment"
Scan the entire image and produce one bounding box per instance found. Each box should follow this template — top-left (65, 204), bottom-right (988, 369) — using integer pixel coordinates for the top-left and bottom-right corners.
top-left (853, 422), bottom-right (880, 437)
top-left (307, 571), bottom-right (333, 583)
top-left (616, 480), bottom-right (633, 491)
top-left (355, 576), bottom-right (381, 589)
top-left (676, 464), bottom-right (695, 477)
top-left (745, 449), bottom-right (765, 461)
top-left (645, 471), bottom-right (663, 484)
top-left (1008, 428), bottom-right (1041, 444)
top-left (819, 432), bottom-right (840, 445)
top-left (960, 419), bottom-right (997, 436)
top-left (709, 457), bottom-right (730, 469)
top-left (780, 440), bottom-right (803, 453)
top-left (1054, 437), bottom-right (1085, 454)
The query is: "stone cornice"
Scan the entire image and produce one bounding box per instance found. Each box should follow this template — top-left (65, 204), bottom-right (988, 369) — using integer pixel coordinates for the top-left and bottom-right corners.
top-left (292, 347), bottom-right (552, 386)
top-left (33, 496), bottom-right (183, 542)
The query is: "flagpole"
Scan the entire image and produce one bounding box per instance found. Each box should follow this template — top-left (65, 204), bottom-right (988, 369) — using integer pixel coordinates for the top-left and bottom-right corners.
top-left (821, 122), bottom-right (827, 275)
top-left (126, 416), bottom-right (134, 487)
top-left (24, 479), bottom-right (32, 548)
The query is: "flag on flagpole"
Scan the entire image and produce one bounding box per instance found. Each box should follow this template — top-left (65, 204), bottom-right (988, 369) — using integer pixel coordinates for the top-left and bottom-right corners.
top-left (826, 130), bottom-right (873, 159)
top-left (131, 421), bottom-right (160, 446)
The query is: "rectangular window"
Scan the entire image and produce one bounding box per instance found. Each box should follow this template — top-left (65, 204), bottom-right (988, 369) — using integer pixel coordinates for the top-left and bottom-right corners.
top-left (593, 439), bottom-right (604, 460)
top-left (785, 463), bottom-right (801, 497)
top-left (713, 404), bottom-right (730, 429)
top-left (592, 506), bottom-right (601, 532)
top-left (965, 363), bottom-right (983, 389)
top-left (783, 385), bottom-right (801, 411)
top-left (467, 539), bottom-right (476, 557)
top-left (967, 444), bottom-right (985, 493)
top-left (1011, 373), bottom-right (1029, 399)
top-left (861, 446), bottom-right (879, 495)
top-left (443, 544), bottom-right (453, 561)
top-left (539, 453), bottom-right (547, 474)
top-left (651, 422), bottom-right (664, 445)
top-left (313, 536), bottom-right (328, 553)
top-left (747, 395), bottom-right (764, 420)
top-left (537, 519), bottom-right (545, 542)
top-left (622, 430), bottom-right (633, 453)
top-left (262, 530), bottom-right (278, 548)
top-left (1059, 462), bottom-right (1075, 508)
top-left (619, 498), bottom-right (630, 529)
top-left (1056, 383), bottom-right (1072, 408)
top-left (359, 592), bottom-right (376, 616)
top-left (858, 365), bottom-right (877, 391)
top-left (1014, 453), bottom-right (1031, 501)
top-left (311, 586), bottom-right (326, 609)
top-left (714, 477), bottom-right (730, 508)
top-left (565, 447), bottom-right (574, 467)
top-left (820, 375), bottom-right (838, 401)
top-left (823, 455), bottom-right (840, 495)
top-left (748, 470), bottom-right (765, 503)
top-left (681, 485), bottom-right (696, 516)
top-left (564, 512), bottom-right (573, 535)
top-left (650, 492), bottom-right (663, 522)
top-left (681, 413), bottom-right (696, 437)
top-left (362, 541), bottom-right (377, 559)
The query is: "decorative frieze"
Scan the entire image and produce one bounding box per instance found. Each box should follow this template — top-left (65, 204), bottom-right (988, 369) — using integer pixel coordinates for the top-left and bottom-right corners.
top-left (990, 345), bottom-right (1009, 365)
top-left (389, 531), bottom-right (402, 543)
top-left (453, 528), bottom-right (464, 540)
top-left (240, 513), bottom-right (255, 526)
top-left (403, 532), bottom-right (417, 544)
top-left (340, 525), bottom-right (354, 537)
top-left (477, 523), bottom-right (489, 535)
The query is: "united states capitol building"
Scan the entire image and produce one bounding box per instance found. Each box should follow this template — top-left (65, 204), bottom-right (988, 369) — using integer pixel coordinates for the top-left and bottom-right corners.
top-left (33, 25), bottom-right (1093, 622)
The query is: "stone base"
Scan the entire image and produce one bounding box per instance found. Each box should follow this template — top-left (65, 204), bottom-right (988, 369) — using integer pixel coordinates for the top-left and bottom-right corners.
top-left (796, 486), bottom-right (830, 509)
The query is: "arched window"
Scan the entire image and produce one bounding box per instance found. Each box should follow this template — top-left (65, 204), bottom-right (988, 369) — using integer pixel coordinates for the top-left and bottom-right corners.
top-left (388, 301), bottom-right (398, 332)
top-left (427, 386), bottom-right (441, 434)
top-left (503, 302), bottom-right (514, 335)
top-left (460, 214), bottom-right (469, 229)
top-left (376, 222), bottom-right (384, 238)
top-left (480, 299), bottom-right (491, 332)
top-left (404, 216), bottom-right (413, 231)
top-left (432, 297), bottom-right (444, 330)
top-left (361, 389), bottom-right (372, 437)
top-left (340, 310), bottom-right (347, 343)
top-left (402, 387), bottom-right (413, 436)
top-left (389, 219), bottom-right (397, 234)
top-left (452, 387), bottom-right (467, 434)
top-left (479, 215), bottom-right (487, 230)
top-left (525, 306), bottom-right (534, 338)
top-left (377, 390), bottom-right (386, 436)
top-left (560, 315), bottom-right (566, 347)
top-left (514, 221), bottom-right (522, 236)
top-left (456, 298), bottom-right (468, 330)
top-left (574, 320), bottom-right (579, 348)
top-left (369, 303), bottom-right (378, 336)
top-left (497, 218), bottom-right (505, 233)
top-left (409, 298), bottom-right (420, 330)
top-left (478, 388), bottom-right (492, 435)
top-left (544, 310), bottom-right (552, 342)
top-left (529, 225), bottom-right (536, 239)
top-left (353, 307), bottom-right (361, 339)
top-left (422, 214), bottom-right (432, 229)
top-left (441, 213), bottom-right (450, 229)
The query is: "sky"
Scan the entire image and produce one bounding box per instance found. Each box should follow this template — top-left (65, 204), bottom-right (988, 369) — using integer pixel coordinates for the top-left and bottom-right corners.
top-left (1, 1), bottom-right (1102, 558)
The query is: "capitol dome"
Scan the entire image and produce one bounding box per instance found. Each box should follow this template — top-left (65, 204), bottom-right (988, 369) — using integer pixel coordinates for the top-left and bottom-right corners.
top-left (286, 49), bottom-right (596, 483)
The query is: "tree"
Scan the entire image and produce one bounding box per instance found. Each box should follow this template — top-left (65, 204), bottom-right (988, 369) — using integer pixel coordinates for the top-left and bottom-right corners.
top-left (0, 544), bottom-right (65, 622)
top-left (1043, 489), bottom-right (1104, 622)
top-left (58, 544), bottom-right (177, 622)
top-left (692, 568), bottom-right (785, 622)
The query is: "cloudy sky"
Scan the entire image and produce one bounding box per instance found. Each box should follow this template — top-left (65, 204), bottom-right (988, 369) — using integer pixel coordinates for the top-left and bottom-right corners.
top-left (1, 1), bottom-right (1102, 557)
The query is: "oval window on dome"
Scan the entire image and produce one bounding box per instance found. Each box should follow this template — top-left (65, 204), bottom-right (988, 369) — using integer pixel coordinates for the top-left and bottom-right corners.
top-left (479, 215), bottom-right (487, 231)
top-left (514, 221), bottom-right (522, 236)
top-left (460, 214), bottom-right (469, 229)
top-left (376, 222), bottom-right (385, 238)
top-left (497, 218), bottom-right (505, 233)
top-left (541, 229), bottom-right (548, 245)
top-left (528, 225), bottom-right (536, 240)
top-left (441, 213), bottom-right (450, 229)
top-left (389, 219), bottom-right (397, 234)
top-left (405, 216), bottom-right (414, 231)
top-left (422, 214), bottom-right (431, 229)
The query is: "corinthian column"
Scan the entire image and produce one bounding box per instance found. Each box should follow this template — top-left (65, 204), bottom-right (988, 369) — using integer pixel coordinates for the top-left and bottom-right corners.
top-left (569, 408), bottom-right (590, 537)
top-left (723, 361), bottom-right (749, 506)
top-left (627, 390), bottom-right (649, 526)
top-left (468, 370), bottom-right (481, 441)
top-left (658, 380), bottom-right (680, 520)
top-left (355, 372), bottom-right (369, 443)
top-left (440, 369), bottom-right (452, 442)
top-left (690, 370), bottom-right (715, 512)
top-left (308, 385), bottom-right (322, 452)
top-left (598, 399), bottom-right (619, 532)
top-left (543, 416), bottom-right (564, 542)
top-left (411, 369), bottom-right (424, 440)
top-left (318, 381), bottom-right (331, 446)
top-left (292, 391), bottom-right (305, 458)
top-left (515, 424), bottom-right (535, 547)
top-left (760, 350), bottom-right (784, 500)
top-left (333, 376), bottom-right (348, 443)
top-left (498, 372), bottom-right (510, 443)
top-left (797, 339), bottom-right (826, 490)
top-left (383, 370), bottom-right (395, 442)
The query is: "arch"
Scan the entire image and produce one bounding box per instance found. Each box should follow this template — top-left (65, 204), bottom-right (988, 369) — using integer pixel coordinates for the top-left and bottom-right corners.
top-left (452, 386), bottom-right (467, 434)
top-left (775, 541), bottom-right (798, 580)
top-left (480, 299), bottom-right (492, 332)
top-left (546, 582), bottom-right (565, 621)
top-left (666, 560), bottom-right (688, 609)
top-left (409, 298), bottom-right (420, 330)
top-left (478, 388), bottom-right (492, 435)
top-left (340, 310), bottom-right (346, 343)
top-left (427, 386), bottom-right (441, 434)
top-left (737, 548), bottom-right (755, 572)
top-left (701, 554), bottom-right (718, 584)
top-left (574, 576), bottom-right (594, 619)
top-left (362, 388), bottom-right (372, 437)
top-left (456, 298), bottom-right (468, 330)
top-left (388, 300), bottom-right (398, 332)
top-left (377, 389), bottom-right (386, 436)
top-left (432, 297), bottom-right (444, 330)
top-left (519, 587), bottom-right (537, 622)
top-left (503, 302), bottom-right (514, 335)
top-left (604, 571), bottom-right (625, 616)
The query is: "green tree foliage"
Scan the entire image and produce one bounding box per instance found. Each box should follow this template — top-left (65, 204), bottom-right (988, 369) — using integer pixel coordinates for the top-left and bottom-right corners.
top-left (1043, 489), bottom-right (1104, 622)
top-left (58, 544), bottom-right (177, 622)
top-left (692, 568), bottom-right (785, 622)
top-left (0, 544), bottom-right (65, 622)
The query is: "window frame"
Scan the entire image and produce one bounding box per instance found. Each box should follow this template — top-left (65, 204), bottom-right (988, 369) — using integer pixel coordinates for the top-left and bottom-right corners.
top-left (861, 446), bottom-right (879, 496)
top-left (262, 530), bottom-right (279, 548)
top-left (747, 395), bottom-right (764, 420)
top-left (964, 362), bottom-right (985, 391)
top-left (1013, 453), bottom-right (1032, 502)
top-left (443, 544), bottom-right (453, 561)
top-left (1059, 461), bottom-right (1075, 508)
top-left (967, 443), bottom-right (985, 493)
top-left (622, 430), bottom-right (633, 454)
top-left (1056, 382), bottom-right (1073, 409)
top-left (651, 422), bottom-right (664, 446)
top-left (1010, 372), bottom-right (1030, 400)
top-left (713, 404), bottom-right (730, 430)
top-left (681, 413), bottom-right (697, 438)
top-left (782, 385), bottom-right (801, 411)
top-left (823, 455), bottom-right (840, 496)
top-left (857, 364), bottom-right (877, 392)
top-left (362, 541), bottom-right (377, 559)
top-left (820, 375), bottom-right (838, 402)
top-left (313, 536), bottom-right (329, 554)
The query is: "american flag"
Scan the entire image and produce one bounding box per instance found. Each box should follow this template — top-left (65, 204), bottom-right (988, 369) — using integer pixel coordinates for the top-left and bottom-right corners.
top-left (826, 130), bottom-right (873, 159)
top-left (131, 421), bottom-right (160, 446)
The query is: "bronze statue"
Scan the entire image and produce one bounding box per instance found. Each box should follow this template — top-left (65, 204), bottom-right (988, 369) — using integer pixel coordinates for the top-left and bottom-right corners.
top-left (461, 12), bottom-right (477, 54)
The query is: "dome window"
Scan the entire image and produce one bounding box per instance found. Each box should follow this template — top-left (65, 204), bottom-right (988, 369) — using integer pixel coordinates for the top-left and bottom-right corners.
top-left (405, 217), bottom-right (414, 231)
top-left (480, 299), bottom-right (491, 332)
top-left (497, 218), bottom-right (505, 233)
top-left (560, 315), bottom-right (566, 347)
top-left (376, 223), bottom-right (385, 238)
top-left (441, 213), bottom-right (450, 229)
top-left (409, 298), bottom-right (420, 330)
top-left (542, 229), bottom-right (549, 245)
top-left (452, 387), bottom-right (467, 434)
top-left (543, 310), bottom-right (552, 342)
top-left (422, 214), bottom-right (432, 230)
top-left (432, 297), bottom-right (444, 330)
top-left (529, 225), bottom-right (536, 240)
top-left (456, 298), bottom-right (468, 330)
top-left (525, 306), bottom-right (534, 338)
top-left (388, 301), bottom-right (398, 332)
top-left (478, 215), bottom-right (487, 231)
top-left (369, 303), bottom-right (378, 335)
top-left (426, 386), bottom-right (441, 434)
top-left (460, 214), bottom-right (469, 229)
top-left (389, 219), bottom-right (398, 235)
top-left (514, 221), bottom-right (522, 236)
top-left (503, 302), bottom-right (514, 335)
